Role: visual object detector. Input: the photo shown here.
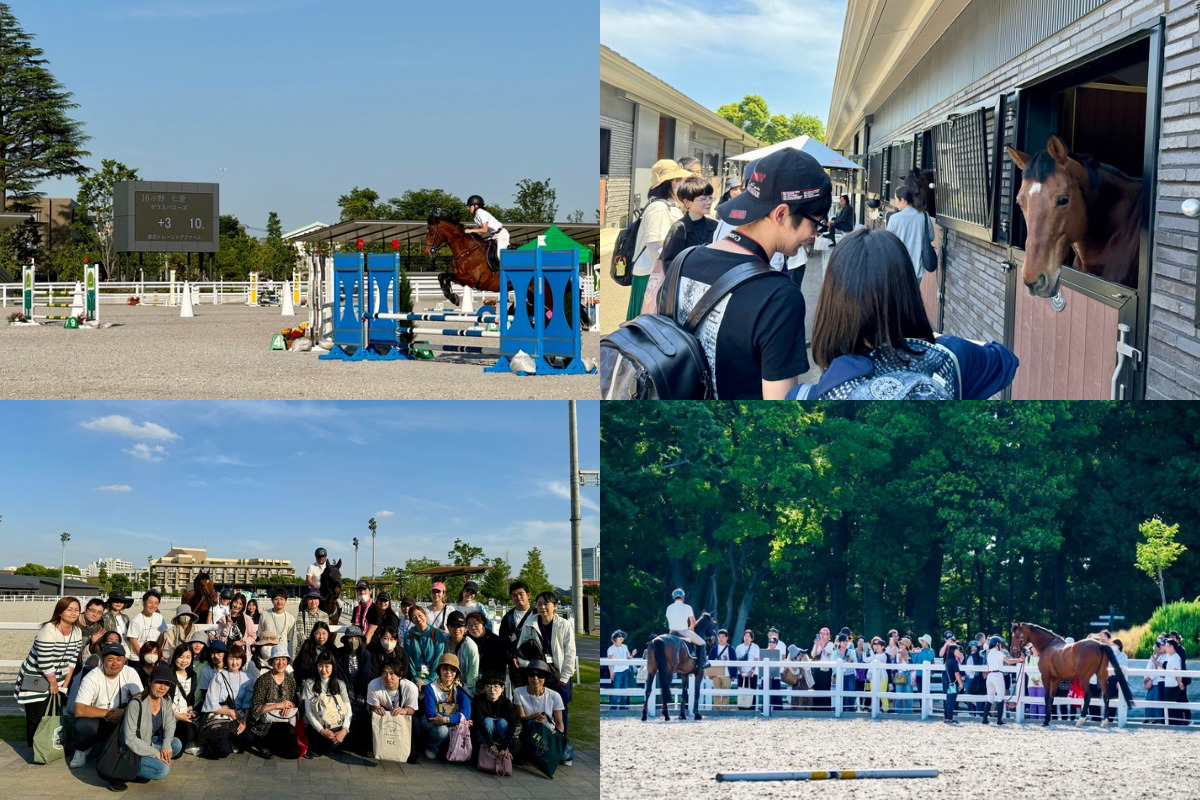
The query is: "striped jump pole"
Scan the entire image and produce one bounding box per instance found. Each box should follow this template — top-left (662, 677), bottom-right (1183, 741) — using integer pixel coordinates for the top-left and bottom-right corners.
top-left (716, 769), bottom-right (938, 782)
top-left (21, 261), bottom-right (99, 325)
top-left (371, 311), bottom-right (502, 324)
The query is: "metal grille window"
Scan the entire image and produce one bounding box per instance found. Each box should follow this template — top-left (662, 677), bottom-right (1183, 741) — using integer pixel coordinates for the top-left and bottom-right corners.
top-left (930, 109), bottom-right (992, 228)
top-left (601, 129), bottom-right (611, 176)
top-left (880, 148), bottom-right (892, 200)
top-left (994, 94), bottom-right (1020, 243)
top-left (889, 140), bottom-right (913, 202)
top-left (868, 151), bottom-right (883, 196)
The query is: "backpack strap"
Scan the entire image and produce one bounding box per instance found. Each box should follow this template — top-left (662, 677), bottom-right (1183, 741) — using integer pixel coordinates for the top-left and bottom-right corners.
top-left (662, 247), bottom-right (778, 333)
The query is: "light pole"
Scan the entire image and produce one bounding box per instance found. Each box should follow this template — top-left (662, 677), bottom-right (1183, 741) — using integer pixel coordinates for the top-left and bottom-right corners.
top-left (59, 532), bottom-right (70, 597)
top-left (147, 555), bottom-right (153, 591)
top-left (569, 402), bottom-right (584, 634)
top-left (368, 518), bottom-right (377, 582)
top-left (353, 537), bottom-right (360, 584)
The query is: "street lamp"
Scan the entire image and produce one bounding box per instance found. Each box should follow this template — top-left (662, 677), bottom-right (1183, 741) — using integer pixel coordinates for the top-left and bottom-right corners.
top-left (147, 555), bottom-right (153, 591)
top-left (368, 518), bottom-right (377, 582)
top-left (352, 537), bottom-right (360, 583)
top-left (59, 532), bottom-right (70, 597)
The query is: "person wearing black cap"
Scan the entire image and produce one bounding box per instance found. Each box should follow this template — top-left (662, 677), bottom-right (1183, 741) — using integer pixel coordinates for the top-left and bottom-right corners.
top-left (606, 630), bottom-right (636, 710)
top-left (306, 547), bottom-right (329, 592)
top-left (453, 580), bottom-right (487, 620)
top-left (671, 146), bottom-right (831, 399)
top-left (211, 588), bottom-right (234, 629)
top-left (109, 663), bottom-right (182, 790)
top-left (444, 611), bottom-right (480, 695)
top-left (69, 643), bottom-right (142, 768)
top-left (351, 580), bottom-right (381, 644)
top-left (102, 591), bottom-right (134, 657)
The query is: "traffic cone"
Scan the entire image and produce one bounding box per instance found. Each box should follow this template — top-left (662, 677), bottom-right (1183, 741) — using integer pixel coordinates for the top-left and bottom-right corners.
top-left (459, 285), bottom-right (474, 315)
top-left (180, 281), bottom-right (195, 317)
top-left (281, 281), bottom-right (295, 316)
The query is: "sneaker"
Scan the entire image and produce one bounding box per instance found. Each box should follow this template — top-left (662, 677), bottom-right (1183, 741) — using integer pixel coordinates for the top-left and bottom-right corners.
top-left (424, 748), bottom-right (438, 760)
top-left (183, 744), bottom-right (201, 756)
top-left (69, 749), bottom-right (88, 768)
top-left (560, 759), bottom-right (573, 767)
top-left (231, 744), bottom-right (242, 754)
top-left (107, 783), bottom-right (127, 793)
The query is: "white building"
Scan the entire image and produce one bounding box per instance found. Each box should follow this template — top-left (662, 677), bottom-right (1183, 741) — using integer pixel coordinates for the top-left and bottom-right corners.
top-left (583, 545), bottom-right (600, 582)
top-left (85, 558), bottom-right (135, 578)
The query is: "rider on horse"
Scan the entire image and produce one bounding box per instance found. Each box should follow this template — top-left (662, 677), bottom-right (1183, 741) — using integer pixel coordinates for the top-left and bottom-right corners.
top-left (307, 547), bottom-right (329, 592)
top-left (665, 589), bottom-right (709, 670)
top-left (463, 195), bottom-right (509, 272)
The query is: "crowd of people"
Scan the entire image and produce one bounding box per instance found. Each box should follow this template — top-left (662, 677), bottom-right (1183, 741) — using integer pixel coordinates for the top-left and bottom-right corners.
top-left (605, 598), bottom-right (1193, 725)
top-left (16, 551), bottom-right (579, 788)
top-left (620, 149), bottom-right (1019, 400)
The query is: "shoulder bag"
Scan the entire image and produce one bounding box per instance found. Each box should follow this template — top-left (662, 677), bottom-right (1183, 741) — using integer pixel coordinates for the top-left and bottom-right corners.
top-left (445, 719), bottom-right (473, 762)
top-left (96, 699), bottom-right (142, 783)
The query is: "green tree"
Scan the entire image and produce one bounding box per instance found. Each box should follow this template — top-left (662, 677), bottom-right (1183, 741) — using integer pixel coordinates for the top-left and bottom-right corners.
top-left (387, 188), bottom-right (469, 221)
top-left (445, 539), bottom-right (486, 602)
top-left (478, 556), bottom-right (511, 603)
top-left (110, 573), bottom-right (131, 595)
top-left (255, 210), bottom-right (298, 280)
top-left (506, 178), bottom-right (558, 222)
top-left (400, 557), bottom-right (442, 602)
top-left (64, 565), bottom-right (81, 576)
top-left (716, 94), bottom-right (825, 145)
top-left (14, 562), bottom-right (53, 577)
top-left (337, 186), bottom-right (382, 221)
top-left (215, 214), bottom-right (257, 279)
top-left (716, 95), bottom-right (770, 139)
top-left (1135, 517), bottom-right (1187, 607)
top-left (516, 547), bottom-right (554, 600)
top-left (96, 566), bottom-right (109, 591)
top-left (77, 159), bottom-right (139, 275)
top-left (566, 209), bottom-right (585, 223)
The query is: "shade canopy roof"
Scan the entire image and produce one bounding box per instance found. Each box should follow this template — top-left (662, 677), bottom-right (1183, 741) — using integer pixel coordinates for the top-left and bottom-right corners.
top-left (727, 135), bottom-right (863, 170)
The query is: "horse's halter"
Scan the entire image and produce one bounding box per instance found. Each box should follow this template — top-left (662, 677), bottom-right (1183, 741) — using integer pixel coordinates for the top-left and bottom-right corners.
top-left (424, 223), bottom-right (447, 259)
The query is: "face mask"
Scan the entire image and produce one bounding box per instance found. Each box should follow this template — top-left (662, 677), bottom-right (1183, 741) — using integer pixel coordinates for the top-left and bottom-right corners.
top-left (347, 639), bottom-right (360, 651)
top-left (382, 641), bottom-right (396, 652)
top-left (144, 654), bottom-right (159, 665)
top-left (360, 594), bottom-right (370, 602)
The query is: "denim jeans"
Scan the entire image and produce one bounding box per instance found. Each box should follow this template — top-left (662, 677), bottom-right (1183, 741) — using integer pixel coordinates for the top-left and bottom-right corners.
top-left (480, 717), bottom-right (513, 750)
top-left (894, 680), bottom-right (912, 713)
top-left (841, 672), bottom-right (856, 712)
top-left (420, 717), bottom-right (450, 755)
top-left (1145, 685), bottom-right (1163, 722)
top-left (612, 669), bottom-right (632, 709)
top-left (137, 737), bottom-right (182, 781)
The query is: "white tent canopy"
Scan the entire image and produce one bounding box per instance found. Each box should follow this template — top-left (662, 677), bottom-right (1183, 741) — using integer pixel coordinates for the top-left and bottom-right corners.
top-left (727, 135), bottom-right (863, 170)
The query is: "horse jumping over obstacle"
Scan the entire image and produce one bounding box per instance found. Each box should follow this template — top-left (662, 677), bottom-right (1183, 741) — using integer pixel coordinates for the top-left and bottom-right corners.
top-left (1010, 621), bottom-right (1135, 727)
top-left (642, 612), bottom-right (717, 722)
top-left (1006, 135), bottom-right (1142, 298)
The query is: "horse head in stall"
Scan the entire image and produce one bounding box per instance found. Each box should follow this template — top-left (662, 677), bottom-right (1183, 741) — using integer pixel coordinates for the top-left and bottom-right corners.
top-left (1006, 135), bottom-right (1142, 298)
top-left (319, 558), bottom-right (343, 624)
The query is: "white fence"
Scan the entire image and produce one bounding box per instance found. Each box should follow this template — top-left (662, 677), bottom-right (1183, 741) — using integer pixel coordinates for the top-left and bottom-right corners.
top-left (600, 657), bottom-right (1200, 728)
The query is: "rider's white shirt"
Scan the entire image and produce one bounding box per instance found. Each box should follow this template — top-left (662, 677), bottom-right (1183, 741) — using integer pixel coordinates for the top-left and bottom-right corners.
top-left (986, 648), bottom-right (1005, 670)
top-left (665, 602), bottom-right (694, 632)
top-left (306, 561), bottom-right (326, 585)
top-left (474, 208), bottom-right (504, 235)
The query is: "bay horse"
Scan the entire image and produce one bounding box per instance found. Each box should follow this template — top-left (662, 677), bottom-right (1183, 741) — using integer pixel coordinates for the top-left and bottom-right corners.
top-left (1006, 135), bottom-right (1142, 298)
top-left (641, 612), bottom-right (717, 722)
top-left (181, 571), bottom-right (218, 624)
top-left (1010, 622), bottom-right (1135, 727)
top-left (319, 558), bottom-right (342, 625)
top-left (424, 216), bottom-right (590, 330)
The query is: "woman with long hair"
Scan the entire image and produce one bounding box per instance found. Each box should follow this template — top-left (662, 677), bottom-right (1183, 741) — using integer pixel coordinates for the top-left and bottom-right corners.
top-left (216, 592), bottom-right (257, 651)
top-left (17, 596), bottom-right (82, 749)
top-left (293, 621), bottom-right (333, 685)
top-left (792, 228), bottom-right (1017, 400)
top-left (300, 651), bottom-right (351, 758)
top-left (168, 645), bottom-right (200, 755)
top-left (199, 643), bottom-right (252, 759)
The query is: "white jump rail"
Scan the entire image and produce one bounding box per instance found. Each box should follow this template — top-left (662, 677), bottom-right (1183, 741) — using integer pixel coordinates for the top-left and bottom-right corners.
top-left (600, 657), bottom-right (1200, 727)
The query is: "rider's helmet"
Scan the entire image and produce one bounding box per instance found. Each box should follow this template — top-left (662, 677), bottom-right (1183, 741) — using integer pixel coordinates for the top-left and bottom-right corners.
top-left (467, 195), bottom-right (485, 209)
top-left (989, 635), bottom-right (1005, 649)
top-left (315, 547), bottom-right (327, 560)
top-left (671, 588), bottom-right (685, 600)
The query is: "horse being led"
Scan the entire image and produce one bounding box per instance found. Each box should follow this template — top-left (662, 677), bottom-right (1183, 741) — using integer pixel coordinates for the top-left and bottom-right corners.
top-left (181, 571), bottom-right (218, 624)
top-left (319, 558), bottom-right (343, 625)
top-left (642, 612), bottom-right (717, 722)
top-left (1006, 135), bottom-right (1142, 298)
top-left (1010, 621), bottom-right (1135, 727)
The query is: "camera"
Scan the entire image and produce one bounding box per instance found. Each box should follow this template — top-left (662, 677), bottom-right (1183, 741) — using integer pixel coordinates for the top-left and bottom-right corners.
top-left (944, 631), bottom-right (954, 640)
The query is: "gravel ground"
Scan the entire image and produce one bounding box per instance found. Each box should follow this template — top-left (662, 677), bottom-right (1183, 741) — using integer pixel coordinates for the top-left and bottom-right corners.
top-left (600, 715), bottom-right (1197, 798)
top-left (1, 303), bottom-right (599, 399)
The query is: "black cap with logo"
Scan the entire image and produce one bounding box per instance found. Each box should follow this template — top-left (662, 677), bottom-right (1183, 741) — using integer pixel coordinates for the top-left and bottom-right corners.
top-left (718, 148), bottom-right (832, 226)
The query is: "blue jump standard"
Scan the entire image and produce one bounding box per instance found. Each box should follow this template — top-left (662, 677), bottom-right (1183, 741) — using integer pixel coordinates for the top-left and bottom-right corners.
top-left (319, 249), bottom-right (595, 375)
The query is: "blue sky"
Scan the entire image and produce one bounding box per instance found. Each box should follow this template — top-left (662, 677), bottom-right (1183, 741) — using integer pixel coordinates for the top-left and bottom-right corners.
top-left (0, 401), bottom-right (599, 586)
top-left (601, 0), bottom-right (847, 127)
top-left (19, 0), bottom-right (597, 233)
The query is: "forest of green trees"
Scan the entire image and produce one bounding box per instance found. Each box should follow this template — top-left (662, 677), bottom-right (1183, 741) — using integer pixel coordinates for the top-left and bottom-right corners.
top-left (601, 403), bottom-right (1200, 652)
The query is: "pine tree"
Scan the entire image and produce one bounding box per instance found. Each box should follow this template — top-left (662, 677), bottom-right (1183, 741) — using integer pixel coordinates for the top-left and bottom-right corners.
top-left (516, 547), bottom-right (553, 600)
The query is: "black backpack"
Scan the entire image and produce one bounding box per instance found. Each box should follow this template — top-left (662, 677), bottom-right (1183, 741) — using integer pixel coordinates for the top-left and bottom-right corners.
top-left (609, 199), bottom-right (664, 287)
top-left (600, 248), bottom-right (777, 400)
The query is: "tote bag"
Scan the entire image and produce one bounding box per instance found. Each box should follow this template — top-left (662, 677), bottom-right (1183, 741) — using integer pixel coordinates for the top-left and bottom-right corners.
top-left (445, 719), bottom-right (473, 763)
top-left (32, 694), bottom-right (67, 765)
top-left (477, 744), bottom-right (513, 776)
top-left (370, 712), bottom-right (411, 762)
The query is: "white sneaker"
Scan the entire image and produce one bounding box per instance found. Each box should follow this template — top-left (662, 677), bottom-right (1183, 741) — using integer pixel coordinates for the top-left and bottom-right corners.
top-left (561, 759), bottom-right (573, 767)
top-left (424, 748), bottom-right (438, 760)
top-left (69, 749), bottom-right (88, 768)
top-left (183, 744), bottom-right (201, 756)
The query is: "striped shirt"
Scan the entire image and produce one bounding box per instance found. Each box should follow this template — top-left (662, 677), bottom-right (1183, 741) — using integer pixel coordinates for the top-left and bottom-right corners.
top-left (16, 623), bottom-right (82, 704)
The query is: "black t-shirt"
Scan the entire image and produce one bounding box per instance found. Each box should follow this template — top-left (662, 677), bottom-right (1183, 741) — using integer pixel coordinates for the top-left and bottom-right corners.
top-left (661, 215), bottom-right (719, 268)
top-left (353, 602), bottom-right (382, 630)
top-left (671, 246), bottom-right (809, 399)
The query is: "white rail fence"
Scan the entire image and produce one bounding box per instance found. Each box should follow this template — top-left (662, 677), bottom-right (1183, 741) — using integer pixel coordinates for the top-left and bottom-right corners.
top-left (600, 657), bottom-right (1200, 728)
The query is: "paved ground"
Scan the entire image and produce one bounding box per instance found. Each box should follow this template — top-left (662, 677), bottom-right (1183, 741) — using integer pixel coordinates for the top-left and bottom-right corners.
top-left (575, 637), bottom-right (599, 662)
top-left (2, 739), bottom-right (599, 798)
top-left (0, 302), bottom-right (599, 400)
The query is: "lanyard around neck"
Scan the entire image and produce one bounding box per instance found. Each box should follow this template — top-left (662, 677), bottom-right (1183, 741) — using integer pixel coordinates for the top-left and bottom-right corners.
top-left (723, 231), bottom-right (771, 264)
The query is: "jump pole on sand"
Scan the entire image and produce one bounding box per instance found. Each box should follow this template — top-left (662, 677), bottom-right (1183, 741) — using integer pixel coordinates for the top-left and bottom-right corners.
top-left (716, 768), bottom-right (938, 782)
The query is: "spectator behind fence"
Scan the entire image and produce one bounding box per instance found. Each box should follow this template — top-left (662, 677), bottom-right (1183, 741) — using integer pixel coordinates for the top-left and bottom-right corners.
top-left (106, 663), bottom-right (183, 792)
top-left (101, 591), bottom-right (133, 658)
top-left (68, 642), bottom-right (141, 769)
top-left (406, 606), bottom-right (447, 691)
top-left (794, 228), bottom-right (1018, 400)
top-left (893, 638), bottom-right (914, 713)
top-left (301, 650), bottom-right (351, 758)
top-left (607, 630), bottom-right (638, 710)
top-left (735, 629), bottom-right (760, 710)
top-left (943, 643), bottom-right (964, 725)
top-left (199, 643), bottom-right (253, 759)
top-left (126, 591), bottom-right (165, 665)
top-left (420, 654), bottom-right (471, 761)
top-left (707, 628), bottom-right (734, 708)
top-left (809, 627), bottom-right (834, 710)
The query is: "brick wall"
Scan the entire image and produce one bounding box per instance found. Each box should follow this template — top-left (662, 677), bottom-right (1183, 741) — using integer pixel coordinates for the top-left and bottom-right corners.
top-left (602, 115), bottom-right (634, 229)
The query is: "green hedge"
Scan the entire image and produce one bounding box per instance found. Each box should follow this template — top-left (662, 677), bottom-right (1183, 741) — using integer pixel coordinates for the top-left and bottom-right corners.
top-left (1120, 601), bottom-right (1200, 658)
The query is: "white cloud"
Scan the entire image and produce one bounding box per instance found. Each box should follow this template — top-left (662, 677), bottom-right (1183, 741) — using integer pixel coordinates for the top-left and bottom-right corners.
top-left (82, 415), bottom-right (180, 441)
top-left (125, 443), bottom-right (167, 462)
top-left (96, 484), bottom-right (132, 492)
top-left (375, 510), bottom-right (395, 518)
top-left (543, 480), bottom-right (601, 512)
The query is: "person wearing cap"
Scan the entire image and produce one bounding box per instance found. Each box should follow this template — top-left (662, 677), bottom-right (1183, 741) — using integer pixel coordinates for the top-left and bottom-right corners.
top-left (464, 195), bottom-right (510, 266)
top-left (471, 672), bottom-right (516, 760)
top-left (453, 580), bottom-right (487, 620)
top-left (512, 659), bottom-right (569, 767)
top-left (982, 635), bottom-right (1022, 725)
top-left (398, 596), bottom-right (417, 639)
top-left (465, 610), bottom-right (507, 683)
top-left (126, 590), bottom-right (165, 666)
top-left (306, 547), bottom-right (329, 592)
top-left (626, 158), bottom-right (690, 320)
top-left (258, 586), bottom-right (296, 657)
top-left (167, 642), bottom-right (201, 755)
top-left (300, 650), bottom-right (352, 758)
top-left (185, 630), bottom-right (210, 707)
top-left (68, 643), bottom-right (142, 768)
top-left (706, 629), bottom-right (734, 709)
top-left (405, 605), bottom-right (447, 691)
top-left (444, 611), bottom-right (480, 695)
top-left (351, 580), bottom-right (381, 644)
top-left (420, 653), bottom-right (471, 760)
top-left (374, 592), bottom-right (402, 637)
top-left (663, 589), bottom-right (709, 670)
top-left (913, 633), bottom-right (936, 694)
top-left (197, 639), bottom-right (227, 709)
top-left (248, 644), bottom-right (302, 759)
top-left (517, 591), bottom-right (577, 731)
top-left (216, 592), bottom-right (257, 652)
top-left (294, 587), bottom-right (329, 655)
top-left (500, 581), bottom-right (534, 689)
top-left (200, 643), bottom-right (253, 758)
top-left (964, 640), bottom-right (987, 719)
top-left (294, 621), bottom-right (334, 685)
top-left (335, 625), bottom-right (372, 709)
top-left (107, 663), bottom-right (182, 790)
top-left (943, 642), bottom-right (965, 725)
top-left (425, 582), bottom-right (451, 632)
top-left (102, 591), bottom-right (134, 657)
top-left (161, 604), bottom-right (198, 662)
top-left (679, 147), bottom-right (829, 399)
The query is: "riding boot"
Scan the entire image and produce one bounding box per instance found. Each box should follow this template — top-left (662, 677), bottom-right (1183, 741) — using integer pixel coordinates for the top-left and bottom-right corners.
top-left (981, 703), bottom-right (990, 724)
top-left (995, 702), bottom-right (1004, 725)
top-left (696, 645), bottom-right (709, 672)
